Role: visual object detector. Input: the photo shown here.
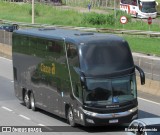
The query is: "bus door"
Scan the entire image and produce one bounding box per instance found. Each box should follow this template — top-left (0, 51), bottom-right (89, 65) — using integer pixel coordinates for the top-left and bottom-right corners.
top-left (66, 43), bottom-right (83, 122)
top-left (71, 81), bottom-right (83, 123)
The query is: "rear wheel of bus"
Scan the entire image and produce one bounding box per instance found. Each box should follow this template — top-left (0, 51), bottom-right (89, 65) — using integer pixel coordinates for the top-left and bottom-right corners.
top-left (67, 107), bottom-right (76, 127)
top-left (30, 92), bottom-right (36, 111)
top-left (24, 91), bottom-right (31, 109)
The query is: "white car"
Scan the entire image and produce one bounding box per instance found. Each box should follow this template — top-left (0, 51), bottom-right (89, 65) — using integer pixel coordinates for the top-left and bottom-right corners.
top-left (127, 118), bottom-right (160, 135)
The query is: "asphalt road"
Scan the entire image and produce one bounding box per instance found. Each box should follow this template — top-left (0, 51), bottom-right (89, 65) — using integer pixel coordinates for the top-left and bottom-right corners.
top-left (0, 57), bottom-right (160, 135)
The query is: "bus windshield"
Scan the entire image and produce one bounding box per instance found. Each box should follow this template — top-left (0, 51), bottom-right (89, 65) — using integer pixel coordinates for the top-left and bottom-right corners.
top-left (141, 2), bottom-right (156, 13)
top-left (80, 40), bottom-right (134, 76)
top-left (84, 75), bottom-right (137, 105)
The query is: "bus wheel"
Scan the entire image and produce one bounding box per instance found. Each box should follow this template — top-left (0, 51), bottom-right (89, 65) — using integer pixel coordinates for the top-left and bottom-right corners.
top-left (30, 92), bottom-right (36, 111)
top-left (67, 107), bottom-right (76, 127)
top-left (24, 91), bottom-right (31, 109)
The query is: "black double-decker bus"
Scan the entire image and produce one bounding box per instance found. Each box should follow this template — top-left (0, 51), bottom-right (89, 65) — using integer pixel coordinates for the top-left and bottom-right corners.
top-left (12, 28), bottom-right (145, 126)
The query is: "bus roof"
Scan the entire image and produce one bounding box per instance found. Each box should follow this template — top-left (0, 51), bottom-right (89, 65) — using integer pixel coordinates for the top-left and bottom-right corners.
top-left (13, 28), bottom-right (125, 45)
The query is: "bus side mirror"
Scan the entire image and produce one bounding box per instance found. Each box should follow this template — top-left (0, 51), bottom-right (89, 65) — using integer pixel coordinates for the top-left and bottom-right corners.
top-left (80, 73), bottom-right (86, 86)
top-left (80, 76), bottom-right (86, 86)
top-left (135, 65), bottom-right (145, 85)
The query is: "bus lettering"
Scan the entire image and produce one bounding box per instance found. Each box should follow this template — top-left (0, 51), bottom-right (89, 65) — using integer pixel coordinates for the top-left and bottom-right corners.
top-left (40, 63), bottom-right (55, 75)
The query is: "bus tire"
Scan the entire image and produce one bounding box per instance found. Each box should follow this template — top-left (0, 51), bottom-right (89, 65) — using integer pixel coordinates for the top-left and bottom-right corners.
top-left (67, 107), bottom-right (76, 127)
top-left (24, 91), bottom-right (31, 109)
top-left (30, 92), bottom-right (36, 111)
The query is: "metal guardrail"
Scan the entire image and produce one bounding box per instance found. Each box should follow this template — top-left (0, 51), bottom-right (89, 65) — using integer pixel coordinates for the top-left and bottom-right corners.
top-left (0, 30), bottom-right (12, 46)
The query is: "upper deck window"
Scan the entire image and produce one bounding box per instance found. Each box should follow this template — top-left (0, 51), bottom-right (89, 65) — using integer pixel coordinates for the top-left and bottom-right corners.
top-left (80, 40), bottom-right (134, 76)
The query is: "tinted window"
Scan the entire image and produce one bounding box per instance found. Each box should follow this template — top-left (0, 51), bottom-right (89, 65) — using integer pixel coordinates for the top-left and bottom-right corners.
top-left (12, 34), bottom-right (29, 54)
top-left (67, 43), bottom-right (79, 67)
top-left (142, 2), bottom-right (156, 13)
top-left (80, 40), bottom-right (134, 76)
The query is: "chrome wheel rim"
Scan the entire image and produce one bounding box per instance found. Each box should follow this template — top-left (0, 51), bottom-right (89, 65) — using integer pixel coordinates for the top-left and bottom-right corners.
top-left (68, 109), bottom-right (73, 123)
top-left (24, 94), bottom-right (29, 104)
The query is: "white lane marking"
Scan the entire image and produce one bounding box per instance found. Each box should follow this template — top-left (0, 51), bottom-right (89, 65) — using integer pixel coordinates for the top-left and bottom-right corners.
top-left (19, 114), bottom-right (31, 120)
top-left (38, 124), bottom-right (45, 126)
top-left (0, 57), bottom-right (12, 61)
top-left (138, 97), bottom-right (160, 105)
top-left (1, 106), bottom-right (13, 112)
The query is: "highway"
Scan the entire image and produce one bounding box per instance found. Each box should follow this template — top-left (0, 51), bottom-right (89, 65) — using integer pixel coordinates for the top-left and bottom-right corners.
top-left (0, 57), bottom-right (160, 135)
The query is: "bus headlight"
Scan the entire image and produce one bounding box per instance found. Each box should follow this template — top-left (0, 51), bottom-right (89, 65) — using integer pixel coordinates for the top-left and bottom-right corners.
top-left (129, 107), bottom-right (138, 113)
top-left (83, 109), bottom-right (97, 117)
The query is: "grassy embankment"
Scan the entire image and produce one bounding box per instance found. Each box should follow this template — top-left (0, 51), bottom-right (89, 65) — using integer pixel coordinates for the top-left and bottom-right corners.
top-left (0, 2), bottom-right (160, 56)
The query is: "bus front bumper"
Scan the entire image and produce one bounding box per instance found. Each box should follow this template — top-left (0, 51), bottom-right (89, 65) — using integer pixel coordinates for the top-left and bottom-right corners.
top-left (138, 13), bottom-right (157, 19)
top-left (82, 107), bottom-right (138, 126)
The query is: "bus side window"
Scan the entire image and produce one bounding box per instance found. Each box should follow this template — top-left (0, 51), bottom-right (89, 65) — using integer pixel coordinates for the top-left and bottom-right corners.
top-left (46, 40), bottom-right (65, 62)
top-left (66, 44), bottom-right (79, 67)
top-left (17, 36), bottom-right (29, 54)
top-left (29, 37), bottom-right (38, 56)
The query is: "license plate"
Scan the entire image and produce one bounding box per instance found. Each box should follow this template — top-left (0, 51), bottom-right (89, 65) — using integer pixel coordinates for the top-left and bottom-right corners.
top-left (109, 119), bottom-right (118, 123)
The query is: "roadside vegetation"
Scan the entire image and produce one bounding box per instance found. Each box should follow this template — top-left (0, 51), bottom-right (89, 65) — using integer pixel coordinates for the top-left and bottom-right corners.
top-left (122, 35), bottom-right (160, 56)
top-left (0, 2), bottom-right (160, 30)
top-left (0, 2), bottom-right (160, 56)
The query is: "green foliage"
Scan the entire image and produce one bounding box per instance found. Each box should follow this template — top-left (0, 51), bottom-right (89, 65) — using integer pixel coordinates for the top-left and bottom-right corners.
top-left (123, 35), bottom-right (160, 56)
top-left (82, 12), bottom-right (107, 25)
top-left (106, 14), bottom-right (115, 25)
top-left (116, 10), bottom-right (132, 23)
top-left (29, 8), bottom-right (40, 17)
top-left (157, 3), bottom-right (160, 14)
top-left (0, 1), bottom-right (160, 31)
top-left (82, 10), bottom-right (132, 26)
